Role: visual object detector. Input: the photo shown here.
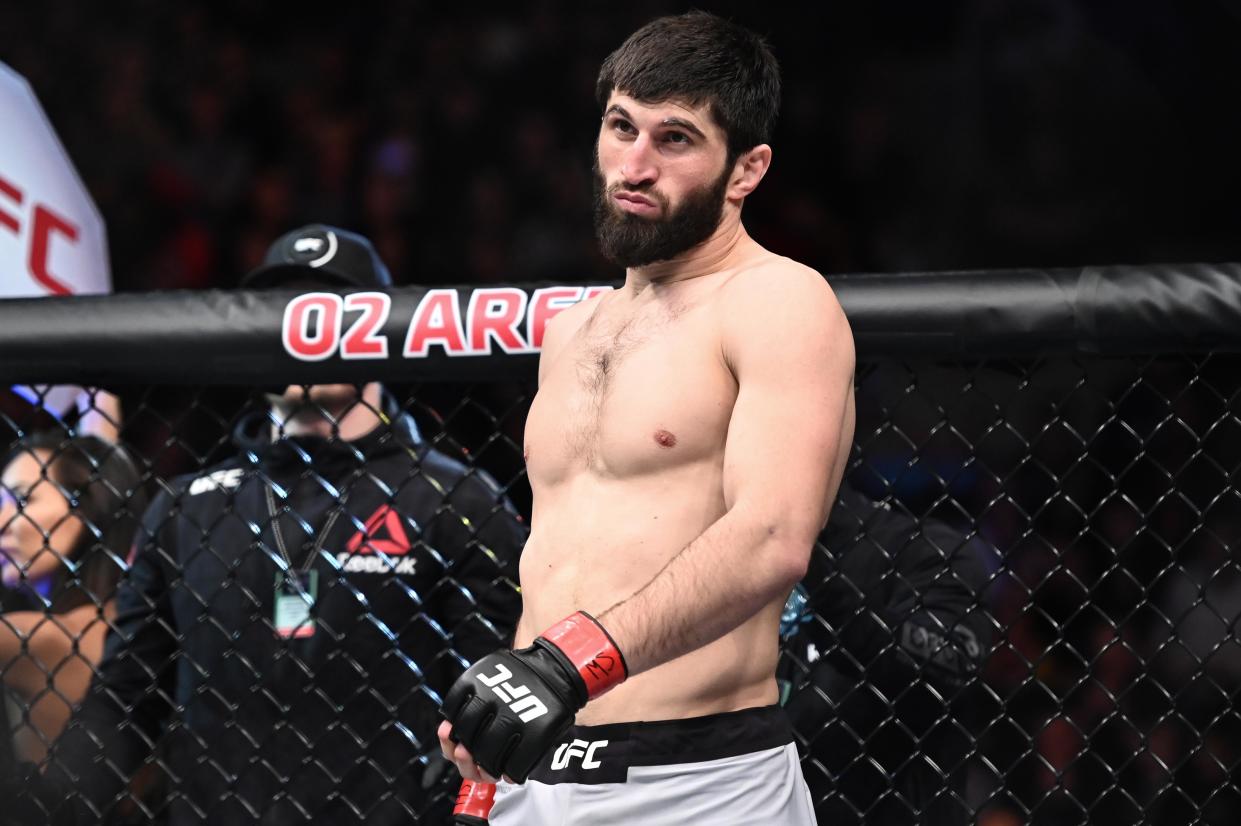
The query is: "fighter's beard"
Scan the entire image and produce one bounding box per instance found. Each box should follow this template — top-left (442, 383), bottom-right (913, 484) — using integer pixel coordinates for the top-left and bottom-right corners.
top-left (592, 159), bottom-right (731, 269)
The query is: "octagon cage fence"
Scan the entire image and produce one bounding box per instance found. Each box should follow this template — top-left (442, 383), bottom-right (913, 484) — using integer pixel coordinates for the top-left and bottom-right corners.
top-left (1, 264), bottom-right (1240, 826)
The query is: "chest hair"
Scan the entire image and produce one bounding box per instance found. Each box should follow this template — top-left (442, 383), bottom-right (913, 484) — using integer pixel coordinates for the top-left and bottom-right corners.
top-left (563, 300), bottom-right (683, 460)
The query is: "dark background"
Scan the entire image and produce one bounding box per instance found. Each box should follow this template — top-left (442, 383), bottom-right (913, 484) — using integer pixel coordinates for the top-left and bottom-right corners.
top-left (4, 0), bottom-right (1241, 291)
top-left (4, 4), bottom-right (1241, 825)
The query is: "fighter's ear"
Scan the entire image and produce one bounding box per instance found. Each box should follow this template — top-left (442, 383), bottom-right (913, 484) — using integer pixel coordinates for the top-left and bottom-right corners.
top-left (728, 144), bottom-right (772, 201)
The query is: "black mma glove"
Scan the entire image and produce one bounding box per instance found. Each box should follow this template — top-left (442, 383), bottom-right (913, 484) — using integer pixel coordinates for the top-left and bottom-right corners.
top-left (443, 611), bottom-right (627, 783)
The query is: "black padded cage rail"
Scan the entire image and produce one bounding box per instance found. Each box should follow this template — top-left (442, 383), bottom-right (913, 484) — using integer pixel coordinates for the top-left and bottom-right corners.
top-left (1, 262), bottom-right (1239, 825)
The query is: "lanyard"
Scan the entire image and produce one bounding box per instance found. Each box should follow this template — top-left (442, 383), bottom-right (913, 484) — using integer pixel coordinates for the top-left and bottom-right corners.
top-left (264, 483), bottom-right (343, 573)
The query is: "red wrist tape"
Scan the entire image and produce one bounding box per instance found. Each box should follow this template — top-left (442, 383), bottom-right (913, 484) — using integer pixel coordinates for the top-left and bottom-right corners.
top-left (454, 779), bottom-right (495, 819)
top-left (540, 611), bottom-right (628, 699)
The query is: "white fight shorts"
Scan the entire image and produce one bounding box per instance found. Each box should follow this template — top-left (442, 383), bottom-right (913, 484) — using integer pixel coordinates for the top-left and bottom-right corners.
top-left (490, 705), bottom-right (817, 825)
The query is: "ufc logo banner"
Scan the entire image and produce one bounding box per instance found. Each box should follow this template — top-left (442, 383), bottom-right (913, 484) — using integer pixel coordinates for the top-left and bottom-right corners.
top-left (475, 663), bottom-right (549, 723)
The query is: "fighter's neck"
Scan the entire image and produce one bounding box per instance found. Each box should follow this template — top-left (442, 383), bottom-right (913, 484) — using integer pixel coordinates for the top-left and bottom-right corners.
top-left (623, 217), bottom-right (763, 292)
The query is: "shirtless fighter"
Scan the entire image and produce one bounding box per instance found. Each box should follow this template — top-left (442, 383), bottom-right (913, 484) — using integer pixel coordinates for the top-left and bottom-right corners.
top-left (440, 12), bottom-right (855, 824)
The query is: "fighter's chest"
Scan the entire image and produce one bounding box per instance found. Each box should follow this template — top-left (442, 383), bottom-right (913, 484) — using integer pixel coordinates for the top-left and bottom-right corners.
top-left (526, 309), bottom-right (735, 479)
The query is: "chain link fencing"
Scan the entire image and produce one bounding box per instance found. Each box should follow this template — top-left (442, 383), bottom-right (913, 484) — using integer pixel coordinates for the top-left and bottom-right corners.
top-left (2, 273), bottom-right (1240, 825)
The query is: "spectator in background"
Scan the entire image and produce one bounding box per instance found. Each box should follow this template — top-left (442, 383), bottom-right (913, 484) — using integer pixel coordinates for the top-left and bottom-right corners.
top-left (14, 226), bottom-right (526, 825)
top-left (780, 483), bottom-right (996, 825)
top-left (0, 434), bottom-right (148, 765)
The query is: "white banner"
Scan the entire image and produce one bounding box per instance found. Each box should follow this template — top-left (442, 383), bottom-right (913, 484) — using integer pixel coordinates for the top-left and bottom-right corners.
top-left (0, 61), bottom-right (109, 298)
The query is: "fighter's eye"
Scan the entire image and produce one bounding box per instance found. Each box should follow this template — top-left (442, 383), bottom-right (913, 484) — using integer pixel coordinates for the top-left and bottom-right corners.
top-left (664, 131), bottom-right (691, 144)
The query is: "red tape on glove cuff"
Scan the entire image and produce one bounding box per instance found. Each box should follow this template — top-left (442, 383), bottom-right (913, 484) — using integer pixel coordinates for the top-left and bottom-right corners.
top-left (454, 779), bottom-right (496, 819)
top-left (539, 611), bottom-right (628, 699)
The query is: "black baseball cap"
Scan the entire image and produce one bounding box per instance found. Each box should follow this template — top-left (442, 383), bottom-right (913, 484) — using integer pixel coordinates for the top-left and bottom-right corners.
top-left (241, 224), bottom-right (393, 289)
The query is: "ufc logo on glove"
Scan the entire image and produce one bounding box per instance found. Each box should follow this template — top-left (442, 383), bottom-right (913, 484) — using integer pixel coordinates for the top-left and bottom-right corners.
top-left (443, 611), bottom-right (628, 783)
top-left (476, 663), bottom-right (551, 723)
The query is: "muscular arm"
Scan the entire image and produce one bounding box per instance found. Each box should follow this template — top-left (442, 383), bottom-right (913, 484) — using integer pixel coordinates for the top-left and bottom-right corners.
top-left (598, 267), bottom-right (855, 675)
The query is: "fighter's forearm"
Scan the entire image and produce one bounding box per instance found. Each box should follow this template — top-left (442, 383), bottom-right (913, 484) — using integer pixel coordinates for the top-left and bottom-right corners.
top-left (597, 504), bottom-right (812, 677)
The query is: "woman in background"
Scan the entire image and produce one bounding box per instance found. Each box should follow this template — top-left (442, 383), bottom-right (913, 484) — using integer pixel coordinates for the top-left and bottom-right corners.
top-left (0, 432), bottom-right (147, 765)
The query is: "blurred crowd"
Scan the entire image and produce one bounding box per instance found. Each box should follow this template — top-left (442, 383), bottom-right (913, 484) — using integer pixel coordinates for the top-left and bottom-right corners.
top-left (855, 355), bottom-right (1241, 824)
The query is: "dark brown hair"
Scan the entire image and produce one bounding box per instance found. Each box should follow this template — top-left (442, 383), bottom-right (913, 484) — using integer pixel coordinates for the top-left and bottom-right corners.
top-left (4, 434), bottom-right (148, 612)
top-left (596, 11), bottom-right (781, 160)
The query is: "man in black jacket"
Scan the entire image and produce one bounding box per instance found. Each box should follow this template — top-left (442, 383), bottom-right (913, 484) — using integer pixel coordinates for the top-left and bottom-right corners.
top-left (20, 226), bottom-right (525, 825)
top-left (780, 483), bottom-right (996, 826)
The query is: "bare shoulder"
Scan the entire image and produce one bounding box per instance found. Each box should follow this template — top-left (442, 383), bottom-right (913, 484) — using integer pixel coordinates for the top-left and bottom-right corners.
top-left (718, 254), bottom-right (853, 359)
top-left (543, 291), bottom-right (606, 352)
top-left (723, 254), bottom-right (841, 310)
top-left (538, 290), bottom-right (607, 382)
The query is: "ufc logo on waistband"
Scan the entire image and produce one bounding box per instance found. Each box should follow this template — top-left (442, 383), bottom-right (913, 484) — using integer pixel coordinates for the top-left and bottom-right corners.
top-left (550, 739), bottom-right (609, 771)
top-left (475, 663), bottom-right (549, 722)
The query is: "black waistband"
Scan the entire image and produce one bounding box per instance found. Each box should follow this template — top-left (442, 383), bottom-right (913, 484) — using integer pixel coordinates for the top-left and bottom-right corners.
top-left (526, 705), bottom-right (793, 785)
